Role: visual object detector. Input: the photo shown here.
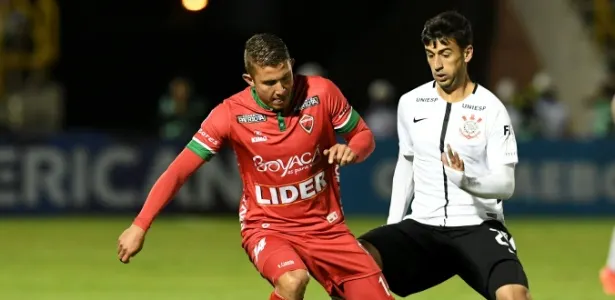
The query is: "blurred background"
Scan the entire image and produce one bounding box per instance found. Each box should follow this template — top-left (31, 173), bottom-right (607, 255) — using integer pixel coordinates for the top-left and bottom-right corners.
top-left (1, 0), bottom-right (615, 299)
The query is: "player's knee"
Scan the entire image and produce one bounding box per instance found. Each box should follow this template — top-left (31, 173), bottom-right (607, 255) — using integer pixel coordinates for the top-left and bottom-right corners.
top-left (275, 269), bottom-right (310, 299)
top-left (495, 284), bottom-right (531, 300)
top-left (359, 240), bottom-right (383, 269)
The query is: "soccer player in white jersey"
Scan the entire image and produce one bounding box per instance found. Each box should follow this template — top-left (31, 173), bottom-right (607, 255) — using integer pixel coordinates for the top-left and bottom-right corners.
top-left (358, 11), bottom-right (532, 300)
top-left (599, 93), bottom-right (615, 295)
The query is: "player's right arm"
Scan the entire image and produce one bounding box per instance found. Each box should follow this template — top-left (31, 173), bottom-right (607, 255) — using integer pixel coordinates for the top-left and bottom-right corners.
top-left (133, 104), bottom-right (229, 230)
top-left (117, 103), bottom-right (230, 263)
top-left (387, 97), bottom-right (415, 224)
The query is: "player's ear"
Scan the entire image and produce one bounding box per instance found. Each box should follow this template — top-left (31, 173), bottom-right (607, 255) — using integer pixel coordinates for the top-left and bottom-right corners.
top-left (463, 45), bottom-right (473, 63)
top-left (242, 73), bottom-right (254, 87)
top-left (289, 58), bottom-right (295, 68)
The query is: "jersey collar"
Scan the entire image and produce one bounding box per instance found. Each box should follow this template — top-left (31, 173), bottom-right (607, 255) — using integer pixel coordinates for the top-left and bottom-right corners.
top-left (250, 79), bottom-right (305, 114)
top-left (251, 87), bottom-right (274, 111)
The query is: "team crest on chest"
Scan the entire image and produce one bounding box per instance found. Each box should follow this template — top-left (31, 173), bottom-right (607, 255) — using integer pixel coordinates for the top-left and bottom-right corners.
top-left (459, 114), bottom-right (483, 139)
top-left (299, 114), bottom-right (314, 134)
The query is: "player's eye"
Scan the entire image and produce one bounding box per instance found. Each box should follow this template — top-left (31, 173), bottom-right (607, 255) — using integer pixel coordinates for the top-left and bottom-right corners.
top-left (263, 80), bottom-right (277, 86)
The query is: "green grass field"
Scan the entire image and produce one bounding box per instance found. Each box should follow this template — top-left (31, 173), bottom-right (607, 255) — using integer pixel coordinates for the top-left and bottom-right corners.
top-left (0, 216), bottom-right (612, 299)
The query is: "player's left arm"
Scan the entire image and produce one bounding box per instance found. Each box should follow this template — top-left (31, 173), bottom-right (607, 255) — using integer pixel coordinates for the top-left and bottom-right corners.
top-left (444, 105), bottom-right (518, 199)
top-left (324, 79), bottom-right (375, 165)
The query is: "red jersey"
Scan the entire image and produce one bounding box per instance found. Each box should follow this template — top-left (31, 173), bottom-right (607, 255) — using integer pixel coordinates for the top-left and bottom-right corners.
top-left (186, 75), bottom-right (364, 238)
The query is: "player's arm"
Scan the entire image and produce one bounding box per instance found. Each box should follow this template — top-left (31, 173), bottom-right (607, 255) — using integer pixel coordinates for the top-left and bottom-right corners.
top-left (387, 99), bottom-right (415, 224)
top-left (445, 106), bottom-right (518, 199)
top-left (325, 79), bottom-right (375, 163)
top-left (133, 104), bottom-right (230, 231)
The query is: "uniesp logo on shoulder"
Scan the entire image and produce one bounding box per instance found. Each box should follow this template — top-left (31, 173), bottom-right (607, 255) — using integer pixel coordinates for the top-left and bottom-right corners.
top-left (416, 97), bottom-right (438, 102)
top-left (237, 114), bottom-right (267, 124)
top-left (461, 104), bottom-right (486, 111)
top-left (299, 96), bottom-right (320, 111)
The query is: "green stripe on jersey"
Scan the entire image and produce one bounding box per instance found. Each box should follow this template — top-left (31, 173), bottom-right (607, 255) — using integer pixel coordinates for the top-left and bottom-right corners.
top-left (335, 109), bottom-right (360, 134)
top-left (186, 139), bottom-right (215, 161)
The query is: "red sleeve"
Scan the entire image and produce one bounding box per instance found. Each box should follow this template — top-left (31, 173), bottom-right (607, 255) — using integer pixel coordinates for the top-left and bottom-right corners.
top-left (133, 103), bottom-right (231, 230)
top-left (186, 103), bottom-right (230, 160)
top-left (323, 79), bottom-right (375, 163)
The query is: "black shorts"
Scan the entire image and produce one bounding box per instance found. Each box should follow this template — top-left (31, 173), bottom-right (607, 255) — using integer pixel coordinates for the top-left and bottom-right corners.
top-left (358, 219), bottom-right (528, 300)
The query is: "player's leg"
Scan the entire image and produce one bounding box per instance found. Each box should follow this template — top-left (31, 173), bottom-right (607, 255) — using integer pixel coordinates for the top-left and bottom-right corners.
top-left (357, 219), bottom-right (456, 297)
top-left (600, 226), bottom-right (615, 295)
top-left (244, 234), bottom-right (310, 300)
top-left (296, 230), bottom-right (393, 300)
top-left (269, 270), bottom-right (310, 300)
top-left (310, 232), bottom-right (395, 300)
top-left (451, 220), bottom-right (531, 300)
top-left (339, 273), bottom-right (394, 300)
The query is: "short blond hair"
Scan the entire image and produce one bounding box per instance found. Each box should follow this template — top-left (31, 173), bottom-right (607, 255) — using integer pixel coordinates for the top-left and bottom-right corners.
top-left (243, 33), bottom-right (290, 74)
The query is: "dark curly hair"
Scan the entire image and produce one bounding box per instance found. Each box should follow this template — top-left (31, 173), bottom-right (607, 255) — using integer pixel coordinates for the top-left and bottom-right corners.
top-left (421, 11), bottom-right (473, 49)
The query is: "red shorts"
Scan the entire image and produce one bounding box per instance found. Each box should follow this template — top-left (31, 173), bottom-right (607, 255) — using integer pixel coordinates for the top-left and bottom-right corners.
top-left (242, 229), bottom-right (382, 295)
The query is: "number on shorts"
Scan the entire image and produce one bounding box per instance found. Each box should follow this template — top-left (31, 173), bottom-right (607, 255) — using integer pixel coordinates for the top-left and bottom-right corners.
top-left (489, 228), bottom-right (517, 254)
top-left (378, 276), bottom-right (392, 296)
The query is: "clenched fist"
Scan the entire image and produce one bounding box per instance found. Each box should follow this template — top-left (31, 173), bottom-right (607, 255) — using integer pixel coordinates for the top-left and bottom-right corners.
top-left (117, 224), bottom-right (146, 264)
top-left (324, 144), bottom-right (356, 166)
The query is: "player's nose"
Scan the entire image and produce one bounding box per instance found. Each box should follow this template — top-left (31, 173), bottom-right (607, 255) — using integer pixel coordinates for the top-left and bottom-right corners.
top-left (275, 86), bottom-right (289, 96)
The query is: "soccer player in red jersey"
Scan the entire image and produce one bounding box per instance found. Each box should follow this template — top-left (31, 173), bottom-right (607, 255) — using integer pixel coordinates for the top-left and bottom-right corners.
top-left (117, 33), bottom-right (394, 300)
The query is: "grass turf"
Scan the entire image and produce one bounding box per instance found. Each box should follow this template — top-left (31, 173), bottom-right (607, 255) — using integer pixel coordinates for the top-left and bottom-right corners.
top-left (0, 216), bottom-right (611, 299)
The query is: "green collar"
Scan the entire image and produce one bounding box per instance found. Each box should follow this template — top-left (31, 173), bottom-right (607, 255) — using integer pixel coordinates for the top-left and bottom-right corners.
top-left (251, 87), bottom-right (296, 113)
top-left (250, 87), bottom-right (273, 111)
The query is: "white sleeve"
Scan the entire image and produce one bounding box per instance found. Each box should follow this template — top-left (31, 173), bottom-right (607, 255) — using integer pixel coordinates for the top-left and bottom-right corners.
top-left (387, 99), bottom-right (415, 224)
top-left (445, 163), bottom-right (515, 199)
top-left (387, 153), bottom-right (414, 224)
top-left (486, 105), bottom-right (518, 166)
top-left (397, 99), bottom-right (414, 157)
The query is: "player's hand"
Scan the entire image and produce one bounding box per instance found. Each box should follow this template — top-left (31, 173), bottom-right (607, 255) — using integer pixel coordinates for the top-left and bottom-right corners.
top-left (441, 144), bottom-right (464, 171)
top-left (324, 144), bottom-right (356, 166)
top-left (117, 224), bottom-right (146, 264)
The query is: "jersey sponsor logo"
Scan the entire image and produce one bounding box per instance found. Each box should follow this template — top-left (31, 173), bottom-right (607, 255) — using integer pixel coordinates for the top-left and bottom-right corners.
top-left (197, 128), bottom-right (220, 146)
top-left (236, 114), bottom-right (267, 124)
top-left (299, 96), bottom-right (320, 110)
top-left (253, 145), bottom-right (322, 177)
top-left (255, 170), bottom-right (327, 205)
top-left (459, 114), bottom-right (483, 139)
top-left (251, 130), bottom-right (268, 143)
top-left (416, 97), bottom-right (437, 102)
top-left (462, 104), bottom-right (486, 111)
top-left (413, 117), bottom-right (427, 123)
top-left (299, 114), bottom-right (315, 134)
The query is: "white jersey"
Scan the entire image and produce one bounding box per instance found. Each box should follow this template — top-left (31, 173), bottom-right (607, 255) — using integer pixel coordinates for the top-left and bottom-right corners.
top-left (396, 81), bottom-right (518, 227)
